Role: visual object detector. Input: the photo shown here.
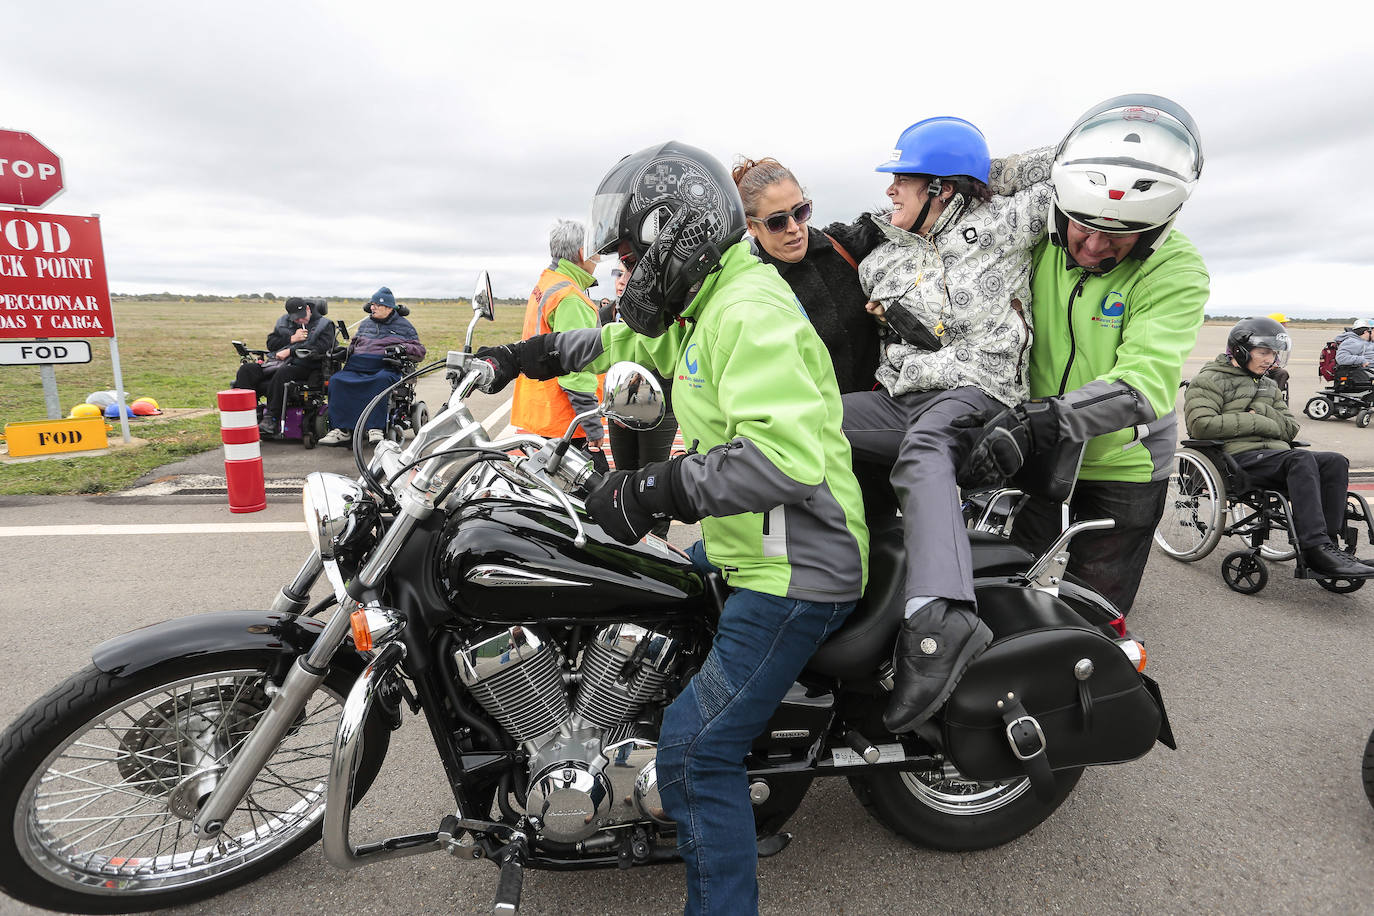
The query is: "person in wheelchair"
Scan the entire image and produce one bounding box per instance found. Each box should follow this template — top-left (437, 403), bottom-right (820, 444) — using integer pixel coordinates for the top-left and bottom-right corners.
top-left (1334, 319), bottom-right (1374, 389)
top-left (233, 297), bottom-right (337, 436)
top-left (317, 287), bottom-right (426, 445)
top-left (1183, 317), bottom-right (1373, 579)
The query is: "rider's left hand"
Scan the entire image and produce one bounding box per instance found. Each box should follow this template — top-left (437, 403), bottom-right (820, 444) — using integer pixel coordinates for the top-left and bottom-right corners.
top-left (584, 456), bottom-right (692, 544)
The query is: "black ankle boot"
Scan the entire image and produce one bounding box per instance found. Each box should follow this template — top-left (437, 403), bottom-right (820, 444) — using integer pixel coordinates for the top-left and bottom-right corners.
top-left (883, 599), bottom-right (993, 734)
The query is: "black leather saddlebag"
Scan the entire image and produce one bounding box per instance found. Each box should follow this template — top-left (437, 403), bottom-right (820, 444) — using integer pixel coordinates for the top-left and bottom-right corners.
top-left (942, 625), bottom-right (1164, 797)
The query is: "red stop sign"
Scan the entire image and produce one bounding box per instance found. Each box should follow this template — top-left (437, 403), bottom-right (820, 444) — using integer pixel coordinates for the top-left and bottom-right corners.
top-left (0, 131), bottom-right (64, 209)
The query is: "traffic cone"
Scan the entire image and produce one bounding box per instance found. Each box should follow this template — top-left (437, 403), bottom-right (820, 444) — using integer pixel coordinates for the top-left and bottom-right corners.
top-left (217, 389), bottom-right (266, 513)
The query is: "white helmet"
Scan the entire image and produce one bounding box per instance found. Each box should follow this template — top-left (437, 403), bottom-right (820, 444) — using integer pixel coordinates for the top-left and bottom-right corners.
top-left (1050, 94), bottom-right (1203, 261)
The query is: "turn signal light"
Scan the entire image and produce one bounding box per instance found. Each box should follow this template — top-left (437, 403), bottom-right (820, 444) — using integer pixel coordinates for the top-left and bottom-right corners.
top-left (350, 608), bottom-right (374, 652)
top-left (1115, 638), bottom-right (1147, 672)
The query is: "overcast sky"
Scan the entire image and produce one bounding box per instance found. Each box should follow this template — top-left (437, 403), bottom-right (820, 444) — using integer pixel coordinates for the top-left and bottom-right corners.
top-left (4, 1), bottom-right (1369, 317)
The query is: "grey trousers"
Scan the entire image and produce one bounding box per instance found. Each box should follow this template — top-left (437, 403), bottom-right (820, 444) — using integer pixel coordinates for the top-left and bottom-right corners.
top-left (842, 387), bottom-right (1001, 603)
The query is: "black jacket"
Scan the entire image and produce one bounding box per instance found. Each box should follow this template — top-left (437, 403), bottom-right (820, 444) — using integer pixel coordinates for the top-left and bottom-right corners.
top-left (753, 222), bottom-right (881, 394)
top-left (267, 312), bottom-right (336, 369)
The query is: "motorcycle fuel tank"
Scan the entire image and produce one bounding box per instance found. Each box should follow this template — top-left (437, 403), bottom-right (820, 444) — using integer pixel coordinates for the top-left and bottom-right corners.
top-left (438, 498), bottom-right (709, 624)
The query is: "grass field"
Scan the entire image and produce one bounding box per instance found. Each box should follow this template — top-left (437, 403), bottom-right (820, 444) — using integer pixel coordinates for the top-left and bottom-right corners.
top-left (0, 296), bottom-right (526, 495)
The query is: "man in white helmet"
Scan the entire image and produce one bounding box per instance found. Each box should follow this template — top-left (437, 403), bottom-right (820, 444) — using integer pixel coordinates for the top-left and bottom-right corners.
top-left (956, 94), bottom-right (1209, 615)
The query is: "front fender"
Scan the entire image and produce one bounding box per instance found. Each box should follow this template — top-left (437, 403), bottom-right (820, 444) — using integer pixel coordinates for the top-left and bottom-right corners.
top-left (91, 609), bottom-right (365, 680)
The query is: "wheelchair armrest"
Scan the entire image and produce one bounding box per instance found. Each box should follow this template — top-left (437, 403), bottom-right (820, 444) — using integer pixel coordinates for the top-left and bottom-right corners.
top-left (1181, 439), bottom-right (1228, 449)
top-left (293, 347), bottom-right (315, 360)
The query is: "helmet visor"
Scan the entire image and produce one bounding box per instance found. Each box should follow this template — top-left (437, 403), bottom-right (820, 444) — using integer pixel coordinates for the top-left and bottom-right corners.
top-left (1059, 108), bottom-right (1202, 184)
top-left (586, 191), bottom-right (631, 258)
top-left (1248, 332), bottom-right (1292, 369)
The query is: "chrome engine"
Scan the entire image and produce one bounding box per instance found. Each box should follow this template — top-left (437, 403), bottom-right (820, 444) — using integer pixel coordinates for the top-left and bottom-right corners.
top-left (455, 623), bottom-right (681, 843)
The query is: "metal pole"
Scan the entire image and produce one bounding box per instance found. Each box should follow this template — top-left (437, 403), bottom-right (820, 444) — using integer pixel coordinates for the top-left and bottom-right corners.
top-left (38, 345), bottom-right (60, 418)
top-left (108, 335), bottom-right (130, 443)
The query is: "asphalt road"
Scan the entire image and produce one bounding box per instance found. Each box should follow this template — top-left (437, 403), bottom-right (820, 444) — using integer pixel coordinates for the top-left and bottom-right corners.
top-left (1, 326), bottom-right (1373, 915)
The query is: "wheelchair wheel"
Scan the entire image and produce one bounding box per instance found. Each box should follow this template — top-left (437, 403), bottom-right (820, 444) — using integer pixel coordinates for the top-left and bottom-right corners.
top-left (1317, 576), bottom-right (1366, 594)
top-left (1359, 410), bottom-right (1372, 429)
top-left (410, 400), bottom-right (429, 434)
top-left (1259, 542), bottom-right (1297, 563)
top-left (1154, 448), bottom-right (1225, 561)
top-left (1304, 397), bottom-right (1332, 421)
top-left (1221, 551), bottom-right (1268, 594)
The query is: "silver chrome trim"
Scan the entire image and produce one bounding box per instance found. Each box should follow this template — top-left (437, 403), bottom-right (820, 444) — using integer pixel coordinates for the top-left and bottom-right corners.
top-left (467, 564), bottom-right (590, 588)
top-left (323, 642), bottom-right (450, 869)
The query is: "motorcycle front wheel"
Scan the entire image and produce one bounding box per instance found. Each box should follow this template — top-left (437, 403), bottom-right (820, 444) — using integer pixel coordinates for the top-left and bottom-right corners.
top-left (0, 650), bottom-right (389, 914)
top-left (848, 762), bottom-right (1083, 852)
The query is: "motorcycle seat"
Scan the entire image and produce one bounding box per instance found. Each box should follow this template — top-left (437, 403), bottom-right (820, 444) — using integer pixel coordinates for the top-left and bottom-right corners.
top-left (805, 514), bottom-right (1036, 682)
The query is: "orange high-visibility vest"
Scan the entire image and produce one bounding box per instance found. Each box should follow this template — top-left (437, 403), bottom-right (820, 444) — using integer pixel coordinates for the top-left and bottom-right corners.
top-left (512, 269), bottom-right (604, 437)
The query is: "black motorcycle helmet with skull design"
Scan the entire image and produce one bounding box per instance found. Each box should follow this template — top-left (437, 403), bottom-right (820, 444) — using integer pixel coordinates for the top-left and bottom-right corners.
top-left (584, 141), bottom-right (747, 337)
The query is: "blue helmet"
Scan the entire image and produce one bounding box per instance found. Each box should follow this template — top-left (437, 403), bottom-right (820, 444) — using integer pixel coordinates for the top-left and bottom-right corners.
top-left (103, 402), bottom-right (136, 418)
top-left (875, 117), bottom-right (991, 184)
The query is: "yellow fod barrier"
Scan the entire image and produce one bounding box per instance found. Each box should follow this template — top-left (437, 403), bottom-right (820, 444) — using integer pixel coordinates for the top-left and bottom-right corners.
top-left (3, 417), bottom-right (109, 457)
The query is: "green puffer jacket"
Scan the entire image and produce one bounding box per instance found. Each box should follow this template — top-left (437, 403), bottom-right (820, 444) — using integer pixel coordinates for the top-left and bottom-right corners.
top-left (1183, 355), bottom-right (1299, 454)
top-left (555, 241), bottom-right (869, 603)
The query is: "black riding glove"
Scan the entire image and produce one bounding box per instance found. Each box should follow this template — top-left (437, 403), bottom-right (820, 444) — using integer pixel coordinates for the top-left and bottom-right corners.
top-left (953, 399), bottom-right (1062, 485)
top-left (584, 455), bottom-right (695, 544)
top-left (473, 334), bottom-right (565, 394)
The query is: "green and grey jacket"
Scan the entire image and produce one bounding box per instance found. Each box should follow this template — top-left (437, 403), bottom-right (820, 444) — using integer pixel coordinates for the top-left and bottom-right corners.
top-left (1027, 230), bottom-right (1210, 482)
top-left (1183, 355), bottom-right (1299, 455)
top-left (555, 241), bottom-right (868, 602)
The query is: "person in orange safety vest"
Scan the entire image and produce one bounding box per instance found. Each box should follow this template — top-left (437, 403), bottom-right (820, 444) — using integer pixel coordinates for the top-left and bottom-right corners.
top-left (512, 219), bottom-right (609, 472)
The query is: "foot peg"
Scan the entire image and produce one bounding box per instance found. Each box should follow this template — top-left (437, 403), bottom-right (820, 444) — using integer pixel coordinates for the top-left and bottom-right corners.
top-left (491, 834), bottom-right (528, 914)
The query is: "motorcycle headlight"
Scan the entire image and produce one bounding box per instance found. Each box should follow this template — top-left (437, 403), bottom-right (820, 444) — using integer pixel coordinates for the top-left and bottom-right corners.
top-left (302, 472), bottom-right (372, 559)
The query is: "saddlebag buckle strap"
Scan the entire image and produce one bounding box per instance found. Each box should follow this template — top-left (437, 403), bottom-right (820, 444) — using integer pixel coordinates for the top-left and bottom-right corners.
top-left (1005, 715), bottom-right (1046, 761)
top-left (999, 694), bottom-right (1056, 802)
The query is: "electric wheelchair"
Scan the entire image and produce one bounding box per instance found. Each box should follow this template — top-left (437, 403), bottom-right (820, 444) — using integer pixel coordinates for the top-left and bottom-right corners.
top-left (1152, 439), bottom-right (1374, 594)
top-left (231, 298), bottom-right (348, 449)
top-left (1303, 366), bottom-right (1374, 428)
top-left (374, 342), bottom-right (429, 443)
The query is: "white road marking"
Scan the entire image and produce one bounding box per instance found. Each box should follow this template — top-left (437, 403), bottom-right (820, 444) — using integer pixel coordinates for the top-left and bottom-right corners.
top-left (0, 523), bottom-right (306, 537)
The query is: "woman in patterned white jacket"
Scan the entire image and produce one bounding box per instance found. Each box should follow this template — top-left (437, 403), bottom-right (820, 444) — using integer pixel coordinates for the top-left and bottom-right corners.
top-left (840, 117), bottom-right (1055, 735)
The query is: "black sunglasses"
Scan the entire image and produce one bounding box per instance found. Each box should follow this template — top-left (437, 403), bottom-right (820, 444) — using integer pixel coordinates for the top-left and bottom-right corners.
top-left (749, 199), bottom-right (813, 234)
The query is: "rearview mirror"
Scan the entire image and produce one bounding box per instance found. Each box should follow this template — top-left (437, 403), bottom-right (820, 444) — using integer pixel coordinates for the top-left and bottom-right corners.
top-left (601, 362), bottom-right (665, 431)
top-left (473, 272), bottom-right (495, 321)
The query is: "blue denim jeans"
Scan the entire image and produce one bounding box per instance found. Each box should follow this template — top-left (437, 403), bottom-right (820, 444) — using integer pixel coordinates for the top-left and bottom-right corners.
top-left (657, 541), bottom-right (854, 915)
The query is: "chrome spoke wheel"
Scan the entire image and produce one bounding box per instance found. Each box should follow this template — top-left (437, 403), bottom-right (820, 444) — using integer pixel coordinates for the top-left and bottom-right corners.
top-left (900, 764), bottom-right (1031, 815)
top-left (16, 667), bottom-right (344, 898)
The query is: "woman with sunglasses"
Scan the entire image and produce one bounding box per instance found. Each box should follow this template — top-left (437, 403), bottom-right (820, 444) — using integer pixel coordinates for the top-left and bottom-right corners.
top-left (732, 157), bottom-right (879, 394)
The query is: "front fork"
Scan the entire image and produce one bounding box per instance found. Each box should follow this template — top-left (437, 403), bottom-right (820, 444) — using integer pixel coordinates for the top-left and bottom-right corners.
top-left (192, 552), bottom-right (344, 836)
top-left (194, 505), bottom-right (428, 837)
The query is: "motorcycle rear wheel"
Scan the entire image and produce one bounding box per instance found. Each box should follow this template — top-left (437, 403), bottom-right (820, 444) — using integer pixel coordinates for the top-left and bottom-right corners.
top-left (1363, 728), bottom-right (1374, 810)
top-left (0, 650), bottom-right (389, 914)
top-left (848, 762), bottom-right (1083, 851)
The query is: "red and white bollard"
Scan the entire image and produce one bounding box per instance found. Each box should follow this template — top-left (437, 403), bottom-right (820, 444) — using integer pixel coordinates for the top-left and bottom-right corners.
top-left (217, 388), bottom-right (267, 513)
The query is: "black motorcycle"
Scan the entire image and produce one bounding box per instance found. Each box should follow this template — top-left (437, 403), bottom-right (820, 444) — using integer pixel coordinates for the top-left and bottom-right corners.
top-left (0, 275), bottom-right (1173, 914)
